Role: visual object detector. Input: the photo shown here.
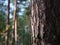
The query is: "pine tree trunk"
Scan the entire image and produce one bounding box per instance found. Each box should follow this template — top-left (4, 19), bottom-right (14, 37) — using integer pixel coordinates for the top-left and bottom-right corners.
top-left (12, 0), bottom-right (17, 45)
top-left (30, 0), bottom-right (57, 45)
top-left (5, 0), bottom-right (10, 45)
top-left (30, 0), bottom-right (45, 45)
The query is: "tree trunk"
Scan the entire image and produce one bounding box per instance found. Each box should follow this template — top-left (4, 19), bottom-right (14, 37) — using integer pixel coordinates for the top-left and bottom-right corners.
top-left (12, 0), bottom-right (17, 45)
top-left (30, 0), bottom-right (46, 45)
top-left (5, 0), bottom-right (10, 45)
top-left (30, 0), bottom-right (57, 45)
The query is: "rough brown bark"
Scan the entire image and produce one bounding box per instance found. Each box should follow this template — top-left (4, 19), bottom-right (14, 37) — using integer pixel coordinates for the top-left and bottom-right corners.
top-left (30, 0), bottom-right (58, 45)
top-left (30, 0), bottom-right (46, 45)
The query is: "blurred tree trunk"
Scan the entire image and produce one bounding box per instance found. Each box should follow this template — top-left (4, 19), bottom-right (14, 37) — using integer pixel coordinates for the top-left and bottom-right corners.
top-left (12, 0), bottom-right (17, 45)
top-left (5, 0), bottom-right (10, 45)
top-left (30, 0), bottom-right (57, 45)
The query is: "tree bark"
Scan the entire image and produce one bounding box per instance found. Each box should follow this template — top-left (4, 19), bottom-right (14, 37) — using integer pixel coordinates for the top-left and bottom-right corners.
top-left (30, 0), bottom-right (46, 45)
top-left (30, 0), bottom-right (57, 45)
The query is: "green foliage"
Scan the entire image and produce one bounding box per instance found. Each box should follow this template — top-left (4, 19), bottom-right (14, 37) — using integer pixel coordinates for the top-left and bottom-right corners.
top-left (0, 11), bottom-right (6, 32)
top-left (0, 0), bottom-right (30, 45)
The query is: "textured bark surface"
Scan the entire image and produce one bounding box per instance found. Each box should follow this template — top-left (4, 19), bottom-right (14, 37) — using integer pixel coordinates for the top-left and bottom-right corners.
top-left (30, 0), bottom-right (46, 45)
top-left (30, 0), bottom-right (60, 45)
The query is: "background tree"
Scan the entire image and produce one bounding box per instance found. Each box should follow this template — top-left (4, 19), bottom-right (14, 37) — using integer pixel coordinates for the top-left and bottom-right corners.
top-left (5, 0), bottom-right (10, 45)
top-left (0, 0), bottom-right (30, 45)
top-left (12, 0), bottom-right (17, 45)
